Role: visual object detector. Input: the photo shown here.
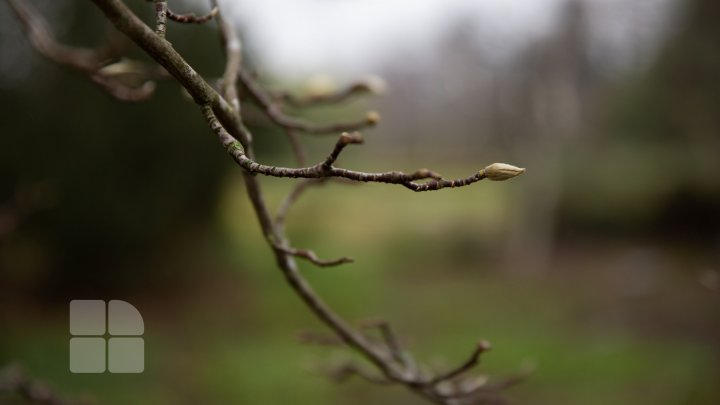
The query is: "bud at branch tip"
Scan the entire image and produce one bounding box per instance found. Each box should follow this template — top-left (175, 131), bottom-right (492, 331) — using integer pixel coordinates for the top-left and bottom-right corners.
top-left (482, 163), bottom-right (525, 181)
top-left (366, 110), bottom-right (380, 125)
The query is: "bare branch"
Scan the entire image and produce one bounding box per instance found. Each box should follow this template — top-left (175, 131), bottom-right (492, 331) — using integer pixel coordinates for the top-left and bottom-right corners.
top-left (167, 6), bottom-right (218, 24)
top-left (273, 244), bottom-right (354, 268)
top-left (239, 68), bottom-right (379, 135)
top-left (327, 362), bottom-right (394, 386)
top-left (10, 1), bottom-right (527, 403)
top-left (275, 77), bottom-right (385, 108)
top-left (210, 0), bottom-right (242, 112)
top-left (153, 0), bottom-right (167, 37)
top-left (359, 319), bottom-right (409, 367)
top-left (429, 341), bottom-right (492, 386)
top-left (5, 0), bottom-right (158, 102)
top-left (284, 128), bottom-right (307, 166)
top-left (203, 110), bottom-right (512, 192)
top-left (274, 178), bottom-right (325, 229)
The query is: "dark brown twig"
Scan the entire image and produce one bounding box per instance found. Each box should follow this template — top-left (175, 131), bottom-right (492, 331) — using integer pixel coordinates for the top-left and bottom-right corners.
top-left (167, 6), bottom-right (218, 24)
top-left (429, 341), bottom-right (492, 386)
top-left (272, 243), bottom-right (354, 267)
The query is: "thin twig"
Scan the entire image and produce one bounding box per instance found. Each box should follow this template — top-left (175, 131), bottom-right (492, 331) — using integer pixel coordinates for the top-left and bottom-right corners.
top-left (14, 1), bottom-right (527, 403)
top-left (359, 319), bottom-right (409, 367)
top-left (239, 68), bottom-right (379, 135)
top-left (167, 6), bottom-right (218, 24)
top-left (203, 111), bottom-right (494, 192)
top-left (5, 0), bottom-right (158, 102)
top-left (153, 0), bottom-right (167, 37)
top-left (273, 244), bottom-right (354, 267)
top-left (327, 362), bottom-right (394, 385)
top-left (284, 128), bottom-right (307, 166)
top-left (429, 341), bottom-right (492, 386)
top-left (274, 178), bottom-right (326, 230)
top-left (275, 78), bottom-right (384, 108)
top-left (210, 0), bottom-right (242, 112)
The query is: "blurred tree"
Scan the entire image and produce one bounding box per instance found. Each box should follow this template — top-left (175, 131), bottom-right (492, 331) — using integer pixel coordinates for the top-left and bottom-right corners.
top-left (0, 0), bottom-right (231, 296)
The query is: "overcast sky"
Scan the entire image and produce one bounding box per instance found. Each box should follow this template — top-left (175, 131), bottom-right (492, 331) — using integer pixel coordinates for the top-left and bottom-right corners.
top-left (191, 0), bottom-right (679, 79)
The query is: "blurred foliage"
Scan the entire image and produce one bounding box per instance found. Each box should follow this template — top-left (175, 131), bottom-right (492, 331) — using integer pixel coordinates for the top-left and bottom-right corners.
top-left (559, 0), bottom-right (720, 247)
top-left (0, 1), bottom-right (238, 295)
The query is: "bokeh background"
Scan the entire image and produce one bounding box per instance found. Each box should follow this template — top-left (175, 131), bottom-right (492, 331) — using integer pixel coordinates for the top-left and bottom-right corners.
top-left (1, 0), bottom-right (719, 403)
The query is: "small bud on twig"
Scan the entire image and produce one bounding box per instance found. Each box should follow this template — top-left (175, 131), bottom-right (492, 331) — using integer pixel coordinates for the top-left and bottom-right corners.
top-left (482, 163), bottom-right (525, 181)
top-left (304, 74), bottom-right (337, 98)
top-left (339, 132), bottom-right (364, 145)
top-left (365, 110), bottom-right (380, 125)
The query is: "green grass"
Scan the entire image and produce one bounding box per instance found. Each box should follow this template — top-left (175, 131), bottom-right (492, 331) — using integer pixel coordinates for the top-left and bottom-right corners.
top-left (2, 178), bottom-right (718, 404)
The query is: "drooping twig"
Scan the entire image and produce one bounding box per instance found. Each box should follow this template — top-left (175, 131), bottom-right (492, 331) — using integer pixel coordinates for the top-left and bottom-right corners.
top-left (167, 6), bottom-right (218, 24)
top-left (429, 341), bottom-right (492, 385)
top-left (275, 77), bottom-right (385, 108)
top-left (5, 0), bottom-right (159, 102)
top-left (238, 67), bottom-right (380, 135)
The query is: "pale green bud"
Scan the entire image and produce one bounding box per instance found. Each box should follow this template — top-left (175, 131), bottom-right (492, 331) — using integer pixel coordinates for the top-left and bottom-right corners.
top-left (482, 163), bottom-right (525, 181)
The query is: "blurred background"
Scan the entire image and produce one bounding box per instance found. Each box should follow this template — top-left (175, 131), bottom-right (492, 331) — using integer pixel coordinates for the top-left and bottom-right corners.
top-left (1, 0), bottom-right (719, 403)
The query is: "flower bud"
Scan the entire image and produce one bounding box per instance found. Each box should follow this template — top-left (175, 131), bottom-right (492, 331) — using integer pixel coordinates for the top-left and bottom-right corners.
top-left (366, 110), bottom-right (381, 125)
top-left (482, 163), bottom-right (525, 181)
top-left (304, 74), bottom-right (337, 98)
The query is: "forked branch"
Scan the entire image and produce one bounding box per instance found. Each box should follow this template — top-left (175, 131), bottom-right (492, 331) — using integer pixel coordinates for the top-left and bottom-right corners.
top-left (8, 0), bottom-right (528, 403)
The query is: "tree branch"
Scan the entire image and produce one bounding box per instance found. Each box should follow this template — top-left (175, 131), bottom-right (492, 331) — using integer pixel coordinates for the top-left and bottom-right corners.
top-left (11, 1), bottom-right (526, 403)
top-left (153, 0), bottom-right (167, 37)
top-left (167, 6), bottom-right (217, 24)
top-left (203, 110), bottom-right (520, 192)
top-left (239, 67), bottom-right (380, 135)
top-left (5, 0), bottom-right (158, 102)
top-left (273, 244), bottom-right (353, 268)
top-left (274, 76), bottom-right (385, 108)
top-left (429, 341), bottom-right (492, 385)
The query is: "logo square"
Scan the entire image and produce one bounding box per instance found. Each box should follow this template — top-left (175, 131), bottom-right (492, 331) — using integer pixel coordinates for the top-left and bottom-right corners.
top-left (108, 337), bottom-right (144, 373)
top-left (70, 300), bottom-right (106, 335)
top-left (69, 337), bottom-right (106, 373)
